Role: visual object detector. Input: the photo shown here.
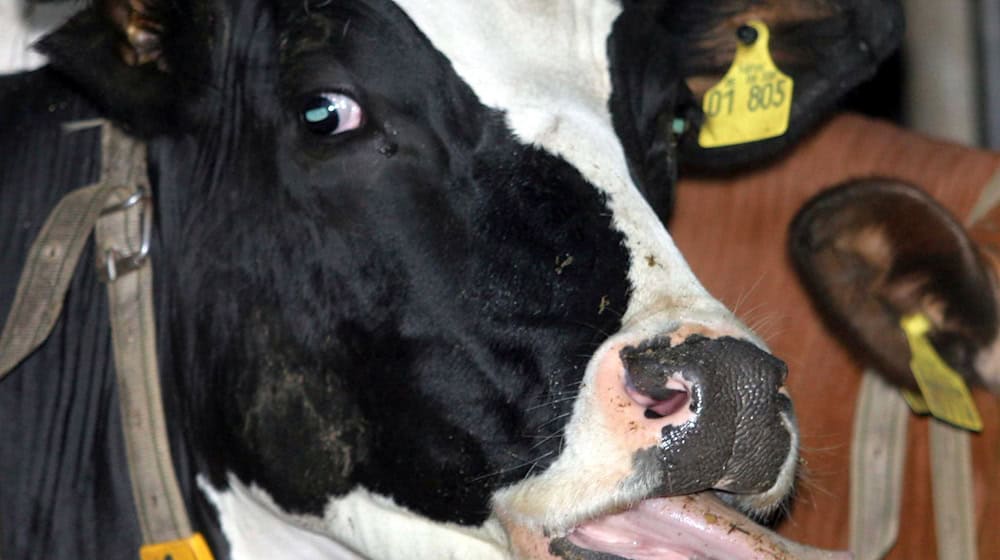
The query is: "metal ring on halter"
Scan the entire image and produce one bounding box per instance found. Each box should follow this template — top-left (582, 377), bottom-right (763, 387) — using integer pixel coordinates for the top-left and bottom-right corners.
top-left (99, 184), bottom-right (152, 283)
top-left (100, 187), bottom-right (146, 215)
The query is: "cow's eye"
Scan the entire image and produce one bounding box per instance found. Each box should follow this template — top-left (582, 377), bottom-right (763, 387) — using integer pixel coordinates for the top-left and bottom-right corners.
top-left (300, 93), bottom-right (364, 135)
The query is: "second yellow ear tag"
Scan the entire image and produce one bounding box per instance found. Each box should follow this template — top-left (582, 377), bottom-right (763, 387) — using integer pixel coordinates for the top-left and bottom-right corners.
top-left (697, 21), bottom-right (793, 148)
top-left (902, 388), bottom-right (931, 415)
top-left (900, 314), bottom-right (983, 432)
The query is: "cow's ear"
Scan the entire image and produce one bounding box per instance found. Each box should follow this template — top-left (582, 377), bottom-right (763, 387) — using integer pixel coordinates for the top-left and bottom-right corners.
top-left (607, 6), bottom-right (690, 221)
top-left (35, 0), bottom-right (212, 136)
top-left (665, 0), bottom-right (903, 169)
top-left (789, 179), bottom-right (1000, 391)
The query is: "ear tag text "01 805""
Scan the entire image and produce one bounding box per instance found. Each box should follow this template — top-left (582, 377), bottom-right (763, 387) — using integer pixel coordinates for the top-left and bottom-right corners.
top-left (697, 21), bottom-right (793, 148)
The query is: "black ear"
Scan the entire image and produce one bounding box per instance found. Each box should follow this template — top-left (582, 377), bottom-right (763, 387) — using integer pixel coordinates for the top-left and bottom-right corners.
top-left (789, 179), bottom-right (1000, 390)
top-left (661, 0), bottom-right (903, 169)
top-left (607, 6), bottom-right (691, 221)
top-left (35, 0), bottom-right (212, 136)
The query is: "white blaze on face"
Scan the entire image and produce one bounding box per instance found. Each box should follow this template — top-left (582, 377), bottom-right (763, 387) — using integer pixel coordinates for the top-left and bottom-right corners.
top-left (391, 0), bottom-right (767, 535)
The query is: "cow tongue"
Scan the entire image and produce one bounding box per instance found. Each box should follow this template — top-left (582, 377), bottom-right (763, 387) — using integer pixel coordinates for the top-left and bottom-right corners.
top-left (565, 492), bottom-right (851, 560)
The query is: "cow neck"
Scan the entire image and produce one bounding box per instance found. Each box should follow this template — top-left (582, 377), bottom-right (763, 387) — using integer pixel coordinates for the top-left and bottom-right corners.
top-left (0, 121), bottom-right (211, 560)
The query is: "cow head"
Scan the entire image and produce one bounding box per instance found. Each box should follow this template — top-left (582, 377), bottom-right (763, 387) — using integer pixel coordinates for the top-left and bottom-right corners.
top-left (39, 1), bottom-right (900, 558)
top-left (792, 179), bottom-right (1000, 394)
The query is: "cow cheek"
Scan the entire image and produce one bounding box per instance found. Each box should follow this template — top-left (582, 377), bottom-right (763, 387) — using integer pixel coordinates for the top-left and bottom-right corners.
top-left (236, 357), bottom-right (368, 512)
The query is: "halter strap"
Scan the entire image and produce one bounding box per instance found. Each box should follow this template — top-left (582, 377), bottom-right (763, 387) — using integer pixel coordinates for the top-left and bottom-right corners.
top-left (0, 122), bottom-right (210, 560)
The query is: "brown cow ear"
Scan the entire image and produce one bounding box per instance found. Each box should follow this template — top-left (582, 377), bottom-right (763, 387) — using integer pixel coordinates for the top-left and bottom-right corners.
top-left (789, 179), bottom-right (1000, 390)
top-left (35, 0), bottom-right (211, 136)
top-left (659, 0), bottom-right (903, 169)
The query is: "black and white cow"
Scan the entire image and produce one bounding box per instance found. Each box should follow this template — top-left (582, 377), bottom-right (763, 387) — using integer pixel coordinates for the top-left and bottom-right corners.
top-left (0, 1), bottom-right (901, 558)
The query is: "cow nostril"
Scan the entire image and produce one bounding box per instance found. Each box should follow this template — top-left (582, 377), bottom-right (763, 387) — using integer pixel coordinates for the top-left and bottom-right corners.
top-left (624, 377), bottom-right (690, 419)
top-left (642, 389), bottom-right (688, 419)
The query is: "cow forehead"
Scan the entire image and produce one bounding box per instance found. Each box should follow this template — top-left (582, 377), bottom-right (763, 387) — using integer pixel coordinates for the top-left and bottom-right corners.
top-left (393, 0), bottom-right (729, 331)
top-left (389, 0), bottom-right (620, 126)
top-left (391, 1), bottom-right (620, 160)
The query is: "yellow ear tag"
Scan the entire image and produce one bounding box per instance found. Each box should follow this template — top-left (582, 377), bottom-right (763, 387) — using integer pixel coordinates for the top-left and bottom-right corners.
top-left (697, 21), bottom-right (793, 148)
top-left (900, 314), bottom-right (983, 432)
top-left (139, 533), bottom-right (215, 560)
top-left (901, 388), bottom-right (931, 415)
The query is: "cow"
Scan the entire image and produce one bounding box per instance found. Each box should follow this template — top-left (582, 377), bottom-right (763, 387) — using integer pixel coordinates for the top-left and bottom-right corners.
top-left (0, 1), bottom-right (901, 559)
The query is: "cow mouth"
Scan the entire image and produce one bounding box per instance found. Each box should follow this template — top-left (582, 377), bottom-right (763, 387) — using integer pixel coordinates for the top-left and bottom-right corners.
top-left (547, 492), bottom-right (850, 560)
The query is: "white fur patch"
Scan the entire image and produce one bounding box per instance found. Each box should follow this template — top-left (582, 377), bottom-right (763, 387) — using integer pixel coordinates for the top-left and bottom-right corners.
top-left (198, 475), bottom-right (365, 560)
top-left (200, 474), bottom-right (510, 560)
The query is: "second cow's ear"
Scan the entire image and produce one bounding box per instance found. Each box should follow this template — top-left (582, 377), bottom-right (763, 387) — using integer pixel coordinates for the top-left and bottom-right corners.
top-left (789, 179), bottom-right (1000, 391)
top-left (35, 0), bottom-right (213, 136)
top-left (664, 0), bottom-right (903, 169)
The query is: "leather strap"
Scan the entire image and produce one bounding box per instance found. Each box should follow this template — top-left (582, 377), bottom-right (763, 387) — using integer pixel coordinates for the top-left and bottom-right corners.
top-left (0, 122), bottom-right (206, 559)
top-left (91, 126), bottom-right (194, 547)
top-left (0, 180), bottom-right (115, 376)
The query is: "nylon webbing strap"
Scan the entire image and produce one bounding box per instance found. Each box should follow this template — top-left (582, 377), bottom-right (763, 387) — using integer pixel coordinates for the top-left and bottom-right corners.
top-left (929, 421), bottom-right (977, 560)
top-left (0, 123), bottom-right (205, 559)
top-left (848, 370), bottom-right (909, 560)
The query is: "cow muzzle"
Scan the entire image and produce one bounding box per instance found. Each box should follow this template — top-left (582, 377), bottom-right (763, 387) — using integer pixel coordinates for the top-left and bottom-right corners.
top-left (582, 326), bottom-right (797, 512)
top-left (619, 334), bottom-right (793, 498)
top-left (494, 324), bottom-right (811, 560)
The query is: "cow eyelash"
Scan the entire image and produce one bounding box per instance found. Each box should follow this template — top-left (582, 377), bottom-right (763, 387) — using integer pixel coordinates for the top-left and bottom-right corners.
top-left (299, 92), bottom-right (365, 136)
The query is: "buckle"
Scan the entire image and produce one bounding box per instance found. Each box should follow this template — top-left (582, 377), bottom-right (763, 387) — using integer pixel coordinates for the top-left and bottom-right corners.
top-left (98, 184), bottom-right (152, 283)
